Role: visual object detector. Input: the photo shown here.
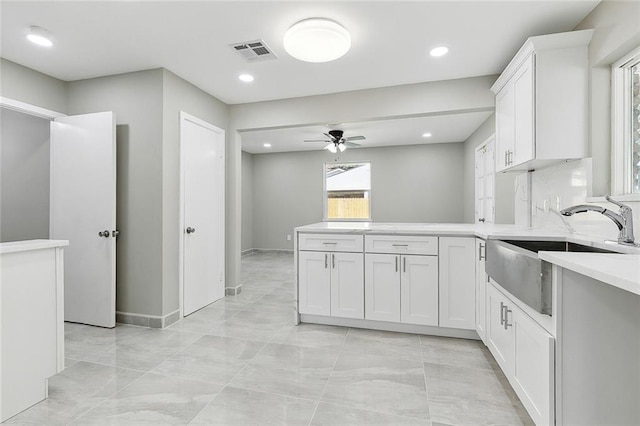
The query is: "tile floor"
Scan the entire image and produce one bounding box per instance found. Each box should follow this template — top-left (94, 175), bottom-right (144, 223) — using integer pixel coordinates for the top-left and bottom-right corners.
top-left (7, 251), bottom-right (534, 425)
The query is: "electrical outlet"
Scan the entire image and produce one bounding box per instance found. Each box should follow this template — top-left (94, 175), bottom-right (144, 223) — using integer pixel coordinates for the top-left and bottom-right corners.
top-left (286, 234), bottom-right (292, 241)
top-left (555, 196), bottom-right (561, 211)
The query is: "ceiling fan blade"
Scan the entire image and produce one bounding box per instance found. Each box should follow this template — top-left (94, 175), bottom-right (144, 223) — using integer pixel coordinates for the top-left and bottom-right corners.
top-left (322, 132), bottom-right (334, 140)
top-left (344, 135), bottom-right (365, 141)
top-left (304, 139), bottom-right (330, 143)
top-left (344, 142), bottom-right (361, 147)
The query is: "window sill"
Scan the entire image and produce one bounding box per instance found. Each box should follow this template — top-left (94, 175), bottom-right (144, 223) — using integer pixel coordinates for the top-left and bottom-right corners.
top-left (587, 194), bottom-right (640, 203)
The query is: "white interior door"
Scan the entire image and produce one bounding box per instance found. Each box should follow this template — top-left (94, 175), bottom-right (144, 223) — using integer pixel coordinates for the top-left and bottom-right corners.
top-left (50, 111), bottom-right (116, 328)
top-left (181, 112), bottom-right (225, 316)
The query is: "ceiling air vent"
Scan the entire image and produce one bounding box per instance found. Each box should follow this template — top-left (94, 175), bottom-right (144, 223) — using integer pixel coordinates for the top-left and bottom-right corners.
top-left (230, 39), bottom-right (277, 62)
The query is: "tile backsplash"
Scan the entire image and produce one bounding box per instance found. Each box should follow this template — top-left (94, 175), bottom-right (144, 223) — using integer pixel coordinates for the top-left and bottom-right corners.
top-left (516, 159), bottom-right (640, 242)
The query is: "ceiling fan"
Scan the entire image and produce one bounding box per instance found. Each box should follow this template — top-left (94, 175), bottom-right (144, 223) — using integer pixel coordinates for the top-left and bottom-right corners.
top-left (304, 130), bottom-right (365, 153)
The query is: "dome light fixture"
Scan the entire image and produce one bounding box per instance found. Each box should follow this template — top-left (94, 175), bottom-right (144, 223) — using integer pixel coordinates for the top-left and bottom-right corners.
top-left (284, 18), bottom-right (351, 63)
top-left (239, 73), bottom-right (254, 82)
top-left (429, 46), bottom-right (449, 57)
top-left (422, 132), bottom-right (432, 138)
top-left (26, 26), bottom-right (53, 47)
top-left (263, 143), bottom-right (271, 148)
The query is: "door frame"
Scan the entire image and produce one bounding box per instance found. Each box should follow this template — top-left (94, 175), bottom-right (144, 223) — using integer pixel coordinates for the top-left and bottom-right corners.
top-left (475, 134), bottom-right (496, 224)
top-left (178, 111), bottom-right (226, 318)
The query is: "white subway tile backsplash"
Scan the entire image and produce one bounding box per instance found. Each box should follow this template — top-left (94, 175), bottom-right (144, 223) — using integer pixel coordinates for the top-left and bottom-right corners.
top-left (521, 158), bottom-right (640, 243)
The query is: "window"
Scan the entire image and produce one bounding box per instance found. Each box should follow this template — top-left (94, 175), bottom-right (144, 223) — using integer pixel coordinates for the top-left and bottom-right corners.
top-left (612, 46), bottom-right (640, 196)
top-left (324, 162), bottom-right (371, 221)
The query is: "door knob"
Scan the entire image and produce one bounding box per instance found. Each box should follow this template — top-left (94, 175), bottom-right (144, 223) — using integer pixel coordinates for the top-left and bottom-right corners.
top-left (98, 230), bottom-right (110, 238)
top-left (186, 227), bottom-right (196, 234)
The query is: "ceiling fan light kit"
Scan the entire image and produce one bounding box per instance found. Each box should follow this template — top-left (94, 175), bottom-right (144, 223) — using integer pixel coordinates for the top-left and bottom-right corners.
top-left (283, 18), bottom-right (351, 63)
top-left (307, 129), bottom-right (365, 153)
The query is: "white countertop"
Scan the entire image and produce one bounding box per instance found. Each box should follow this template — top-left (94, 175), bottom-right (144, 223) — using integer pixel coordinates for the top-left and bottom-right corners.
top-left (296, 222), bottom-right (640, 295)
top-left (0, 239), bottom-right (69, 254)
top-left (539, 252), bottom-right (640, 296)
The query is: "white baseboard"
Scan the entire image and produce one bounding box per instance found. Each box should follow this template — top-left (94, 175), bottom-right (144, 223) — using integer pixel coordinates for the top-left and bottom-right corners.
top-left (116, 309), bottom-right (180, 329)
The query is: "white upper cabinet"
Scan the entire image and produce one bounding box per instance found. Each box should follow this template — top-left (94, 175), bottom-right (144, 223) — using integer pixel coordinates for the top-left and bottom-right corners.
top-left (491, 29), bottom-right (593, 172)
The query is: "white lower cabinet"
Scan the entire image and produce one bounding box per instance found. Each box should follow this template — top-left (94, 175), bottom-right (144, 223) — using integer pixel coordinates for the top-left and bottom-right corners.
top-left (475, 238), bottom-right (488, 343)
top-left (438, 237), bottom-right (476, 330)
top-left (298, 250), bottom-right (363, 319)
top-left (487, 281), bottom-right (555, 426)
top-left (364, 253), bottom-right (438, 326)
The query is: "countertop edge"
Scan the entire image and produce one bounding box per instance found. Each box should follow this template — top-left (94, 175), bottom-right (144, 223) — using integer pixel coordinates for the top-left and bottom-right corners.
top-left (538, 252), bottom-right (640, 296)
top-left (0, 239), bottom-right (70, 254)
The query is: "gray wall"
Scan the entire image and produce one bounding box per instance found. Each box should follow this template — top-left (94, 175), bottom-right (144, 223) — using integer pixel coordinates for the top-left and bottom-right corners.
top-left (0, 108), bottom-right (50, 242)
top-left (574, 0), bottom-right (640, 196)
top-left (462, 114), bottom-right (515, 224)
top-left (161, 69), bottom-right (229, 314)
top-left (241, 151), bottom-right (254, 252)
top-left (251, 143), bottom-right (465, 250)
top-left (0, 58), bottom-right (67, 113)
top-left (67, 69), bottom-right (165, 317)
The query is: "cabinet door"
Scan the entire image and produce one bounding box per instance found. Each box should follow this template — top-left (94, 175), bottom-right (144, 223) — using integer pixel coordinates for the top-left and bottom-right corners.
top-left (512, 308), bottom-right (555, 426)
top-left (401, 255), bottom-right (438, 326)
top-left (365, 253), bottom-right (400, 322)
top-left (298, 251), bottom-right (330, 316)
top-left (495, 84), bottom-right (514, 172)
top-left (486, 283), bottom-right (514, 375)
top-left (439, 237), bottom-right (475, 329)
top-left (330, 252), bottom-right (364, 319)
top-left (512, 53), bottom-right (535, 167)
top-left (475, 239), bottom-right (487, 343)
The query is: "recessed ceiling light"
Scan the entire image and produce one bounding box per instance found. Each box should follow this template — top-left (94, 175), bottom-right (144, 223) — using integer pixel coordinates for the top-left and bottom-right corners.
top-left (284, 18), bottom-right (351, 63)
top-left (422, 132), bottom-right (432, 138)
top-left (26, 26), bottom-right (53, 47)
top-left (263, 143), bottom-right (271, 148)
top-left (239, 74), bottom-right (254, 82)
top-left (429, 46), bottom-right (449, 57)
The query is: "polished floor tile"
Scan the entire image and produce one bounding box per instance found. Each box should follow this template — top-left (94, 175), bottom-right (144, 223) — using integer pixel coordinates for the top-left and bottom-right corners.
top-left (8, 251), bottom-right (533, 425)
top-left (189, 386), bottom-right (317, 425)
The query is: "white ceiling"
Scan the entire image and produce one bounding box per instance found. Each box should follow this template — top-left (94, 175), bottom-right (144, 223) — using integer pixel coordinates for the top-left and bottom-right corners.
top-left (1, 1), bottom-right (599, 154)
top-left (241, 110), bottom-right (493, 153)
top-left (1, 1), bottom-right (599, 106)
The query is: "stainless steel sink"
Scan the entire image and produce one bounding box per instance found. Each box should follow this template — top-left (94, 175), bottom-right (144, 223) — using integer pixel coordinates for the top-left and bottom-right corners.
top-left (485, 239), bottom-right (617, 316)
top-left (501, 240), bottom-right (617, 254)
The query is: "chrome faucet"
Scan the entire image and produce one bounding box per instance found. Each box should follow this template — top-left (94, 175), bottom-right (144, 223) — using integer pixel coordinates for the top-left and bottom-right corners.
top-left (560, 195), bottom-right (637, 246)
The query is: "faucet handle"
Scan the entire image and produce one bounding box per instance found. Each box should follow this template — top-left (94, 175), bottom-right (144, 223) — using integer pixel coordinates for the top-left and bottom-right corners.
top-left (605, 195), bottom-right (631, 211)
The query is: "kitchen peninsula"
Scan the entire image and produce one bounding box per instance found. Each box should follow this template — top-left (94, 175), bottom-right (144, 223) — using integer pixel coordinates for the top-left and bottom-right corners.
top-left (294, 222), bottom-right (640, 425)
top-left (0, 239), bottom-right (68, 422)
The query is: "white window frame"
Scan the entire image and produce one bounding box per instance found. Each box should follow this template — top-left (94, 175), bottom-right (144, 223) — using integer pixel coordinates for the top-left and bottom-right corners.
top-left (611, 45), bottom-right (640, 199)
top-left (323, 161), bottom-right (372, 222)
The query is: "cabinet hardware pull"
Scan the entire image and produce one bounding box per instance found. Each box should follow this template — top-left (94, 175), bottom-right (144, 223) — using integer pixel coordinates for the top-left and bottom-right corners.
top-left (504, 151), bottom-right (508, 166)
top-left (479, 218), bottom-right (485, 223)
top-left (324, 253), bottom-right (328, 269)
top-left (395, 256), bottom-right (398, 272)
top-left (332, 253), bottom-right (335, 269)
top-left (500, 302), bottom-right (506, 325)
top-left (403, 257), bottom-right (406, 273)
top-left (504, 308), bottom-right (513, 329)
top-left (323, 242), bottom-right (338, 245)
top-left (392, 244), bottom-right (409, 247)
top-left (478, 243), bottom-right (485, 261)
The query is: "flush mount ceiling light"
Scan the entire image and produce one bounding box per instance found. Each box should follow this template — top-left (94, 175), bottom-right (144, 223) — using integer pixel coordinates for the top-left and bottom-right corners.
top-left (263, 143), bottom-right (271, 148)
top-left (26, 26), bottom-right (53, 47)
top-left (283, 18), bottom-right (351, 63)
top-left (422, 132), bottom-right (432, 138)
top-left (238, 73), bottom-right (254, 82)
top-left (429, 46), bottom-right (449, 57)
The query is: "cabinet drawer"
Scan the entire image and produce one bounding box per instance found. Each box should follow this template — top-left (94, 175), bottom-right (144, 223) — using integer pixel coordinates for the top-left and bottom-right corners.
top-left (365, 235), bottom-right (438, 255)
top-left (298, 233), bottom-right (363, 252)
